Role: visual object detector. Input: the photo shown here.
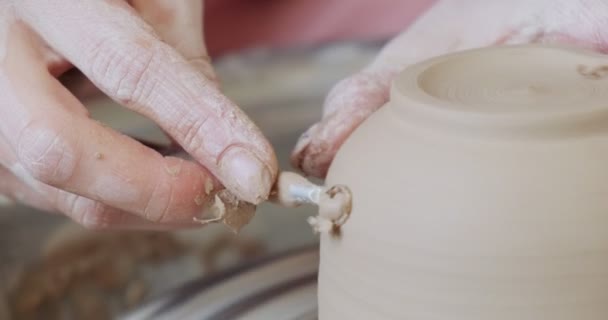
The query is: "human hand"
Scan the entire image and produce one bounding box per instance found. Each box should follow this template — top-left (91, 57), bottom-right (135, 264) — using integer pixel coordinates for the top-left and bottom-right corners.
top-left (291, 0), bottom-right (608, 177)
top-left (0, 0), bottom-right (277, 229)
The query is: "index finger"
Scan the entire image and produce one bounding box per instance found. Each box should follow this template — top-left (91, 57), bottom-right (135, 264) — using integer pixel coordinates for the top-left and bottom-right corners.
top-left (17, 0), bottom-right (277, 204)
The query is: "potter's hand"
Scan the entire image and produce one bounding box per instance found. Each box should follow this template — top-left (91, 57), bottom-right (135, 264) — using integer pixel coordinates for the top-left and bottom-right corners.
top-left (291, 0), bottom-right (608, 177)
top-left (0, 1), bottom-right (277, 230)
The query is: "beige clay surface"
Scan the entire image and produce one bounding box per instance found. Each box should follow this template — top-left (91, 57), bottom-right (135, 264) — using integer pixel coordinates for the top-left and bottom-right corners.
top-left (319, 45), bottom-right (608, 319)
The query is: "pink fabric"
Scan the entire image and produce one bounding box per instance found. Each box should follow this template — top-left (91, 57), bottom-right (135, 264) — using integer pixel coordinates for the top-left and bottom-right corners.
top-left (204, 0), bottom-right (437, 57)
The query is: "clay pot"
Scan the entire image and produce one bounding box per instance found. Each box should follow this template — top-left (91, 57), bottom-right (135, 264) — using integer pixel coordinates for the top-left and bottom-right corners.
top-left (319, 45), bottom-right (608, 319)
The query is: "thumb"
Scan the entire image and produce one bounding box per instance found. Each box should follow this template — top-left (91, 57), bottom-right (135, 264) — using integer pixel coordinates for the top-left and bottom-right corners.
top-left (130, 0), bottom-right (218, 83)
top-left (291, 68), bottom-right (396, 178)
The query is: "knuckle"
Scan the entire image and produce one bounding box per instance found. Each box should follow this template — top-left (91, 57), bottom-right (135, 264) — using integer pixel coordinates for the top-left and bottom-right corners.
top-left (60, 193), bottom-right (112, 230)
top-left (80, 203), bottom-right (114, 230)
top-left (16, 123), bottom-right (76, 185)
top-left (171, 115), bottom-right (210, 153)
top-left (85, 36), bottom-right (162, 105)
top-left (189, 56), bottom-right (218, 82)
top-left (143, 177), bottom-right (174, 223)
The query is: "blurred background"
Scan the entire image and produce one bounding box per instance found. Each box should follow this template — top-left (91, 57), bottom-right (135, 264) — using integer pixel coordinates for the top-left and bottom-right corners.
top-left (0, 41), bottom-right (382, 320)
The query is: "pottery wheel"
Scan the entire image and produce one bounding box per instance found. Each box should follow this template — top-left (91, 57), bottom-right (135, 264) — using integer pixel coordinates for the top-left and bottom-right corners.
top-left (120, 247), bottom-right (319, 320)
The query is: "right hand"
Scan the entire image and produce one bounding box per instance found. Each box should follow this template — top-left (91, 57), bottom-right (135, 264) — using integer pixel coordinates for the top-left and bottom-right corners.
top-left (0, 0), bottom-right (277, 230)
top-left (291, 0), bottom-right (608, 178)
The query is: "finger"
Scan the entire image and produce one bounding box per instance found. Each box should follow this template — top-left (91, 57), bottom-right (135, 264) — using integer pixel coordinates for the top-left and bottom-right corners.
top-left (0, 22), bottom-right (219, 224)
top-left (49, 189), bottom-right (201, 230)
top-left (18, 0), bottom-right (278, 204)
top-left (130, 0), bottom-right (217, 82)
top-left (291, 70), bottom-right (394, 178)
top-left (1, 143), bottom-right (201, 230)
top-left (6, 164), bottom-right (200, 230)
top-left (1, 138), bottom-right (202, 230)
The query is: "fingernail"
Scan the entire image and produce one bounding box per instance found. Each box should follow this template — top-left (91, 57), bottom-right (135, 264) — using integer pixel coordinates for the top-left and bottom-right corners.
top-left (219, 147), bottom-right (272, 204)
top-left (292, 123), bottom-right (318, 156)
top-left (293, 132), bottom-right (311, 155)
top-left (0, 195), bottom-right (15, 207)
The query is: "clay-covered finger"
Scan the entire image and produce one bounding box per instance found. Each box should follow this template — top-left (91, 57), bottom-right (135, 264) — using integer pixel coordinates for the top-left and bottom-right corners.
top-left (291, 71), bottom-right (394, 178)
top-left (17, 0), bottom-right (278, 204)
top-left (0, 24), bottom-right (219, 224)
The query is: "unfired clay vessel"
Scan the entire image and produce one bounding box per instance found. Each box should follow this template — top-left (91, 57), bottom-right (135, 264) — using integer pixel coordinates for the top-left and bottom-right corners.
top-left (319, 44), bottom-right (608, 319)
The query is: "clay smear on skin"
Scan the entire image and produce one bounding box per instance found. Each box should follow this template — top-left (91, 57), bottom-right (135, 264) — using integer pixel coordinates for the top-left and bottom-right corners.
top-left (164, 159), bottom-right (183, 177)
top-left (193, 194), bottom-right (203, 206)
top-left (165, 165), bottom-right (181, 177)
top-left (204, 178), bottom-right (213, 195)
top-left (577, 65), bottom-right (608, 79)
top-left (193, 189), bottom-right (256, 233)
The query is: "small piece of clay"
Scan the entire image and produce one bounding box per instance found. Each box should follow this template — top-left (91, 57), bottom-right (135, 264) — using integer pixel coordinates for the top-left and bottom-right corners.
top-left (193, 194), bottom-right (224, 225)
top-left (307, 216), bottom-right (334, 234)
top-left (228, 111), bottom-right (237, 121)
top-left (165, 165), bottom-right (181, 177)
top-left (217, 190), bottom-right (256, 233)
top-left (194, 195), bottom-right (203, 206)
top-left (193, 190), bottom-right (256, 233)
top-left (318, 185), bottom-right (352, 224)
top-left (577, 64), bottom-right (608, 79)
top-left (204, 179), bottom-right (213, 195)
